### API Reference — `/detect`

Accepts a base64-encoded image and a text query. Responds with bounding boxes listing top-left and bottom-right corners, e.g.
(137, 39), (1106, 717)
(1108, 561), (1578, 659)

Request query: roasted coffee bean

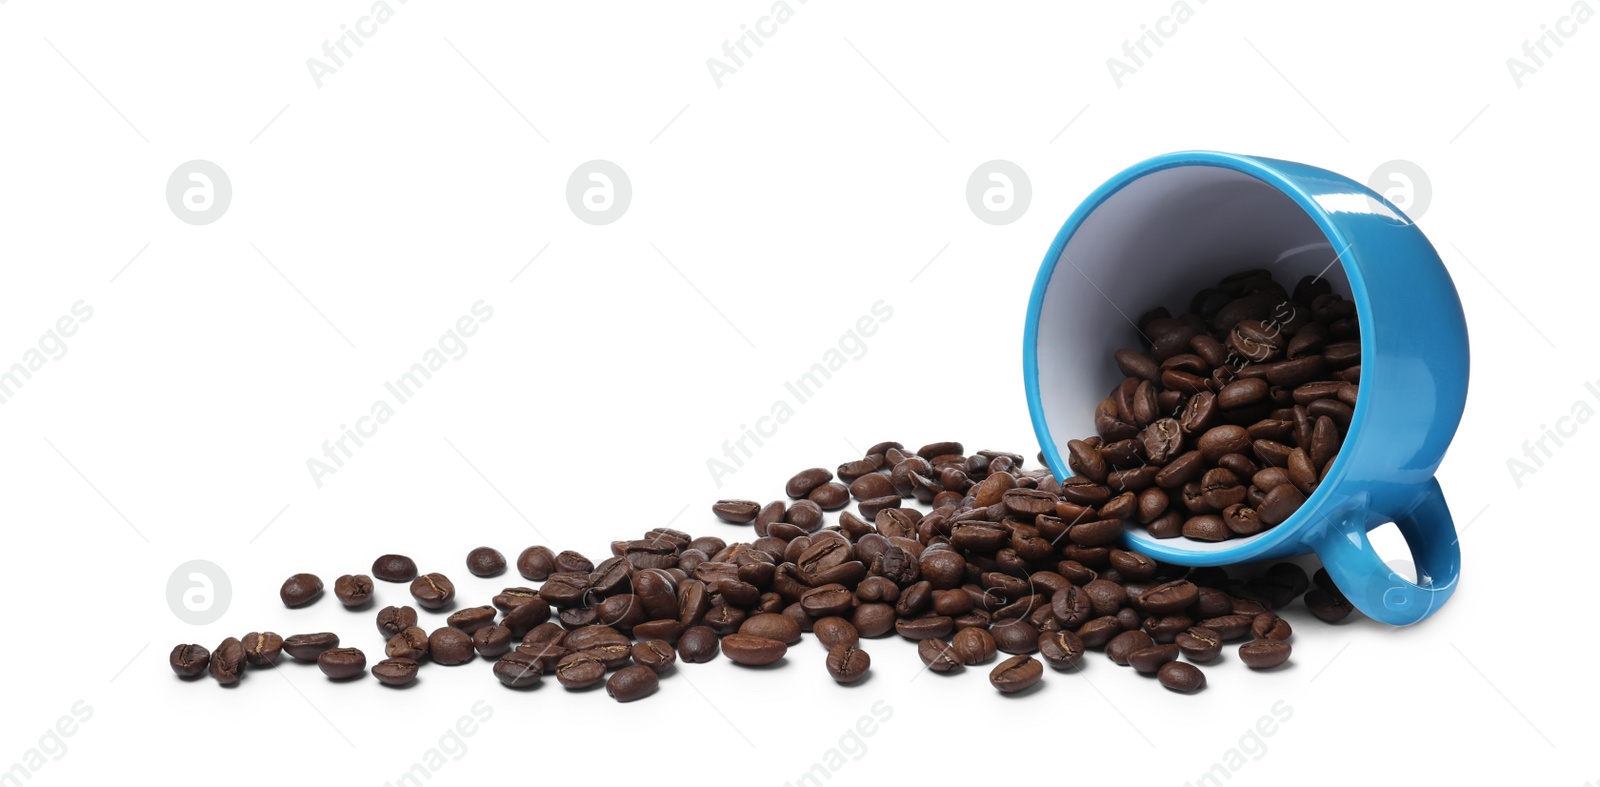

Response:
(493, 652), (544, 688)
(491, 588), (539, 615)
(1037, 630), (1084, 670)
(376, 605), (418, 637)
(472, 625), (513, 658)
(1176, 626), (1222, 662)
(1142, 615), (1192, 643)
(1139, 580), (1198, 615)
(554, 550), (594, 574)
(242, 632), (283, 667)
(606, 664), (660, 702)
(1259, 484), (1306, 526)
(1239, 639), (1292, 669)
(1305, 589), (1354, 622)
(786, 468), (834, 499)
(1199, 614), (1255, 641)
(317, 648), (366, 680)
(516, 546), (557, 581)
(895, 615), (954, 641)
(801, 585), (855, 618)
(1106, 631), (1154, 665)
(373, 554), (418, 583)
(1182, 515), (1229, 542)
(739, 613), (803, 645)
(279, 573), (323, 607)
(209, 637), (245, 686)
(409, 573), (456, 610)
(809, 482), (851, 511)
(372, 658), (419, 687)
(678, 626), (721, 663)
(502, 597), (553, 638)
(554, 652), (607, 689)
(386, 627), (429, 660)
(627, 640), (676, 674)
(466, 547), (507, 578)
(991, 619), (1040, 654)
(1076, 616), (1123, 649)
(989, 655), (1043, 693)
(1158, 661), (1206, 693)
(1197, 426), (1250, 461)
(721, 634), (787, 666)
(1218, 377), (1269, 409)
(428, 627), (475, 666)
(1252, 613), (1293, 641)
(786, 500), (825, 532)
(808, 617), (857, 651)
(1084, 579), (1127, 616)
(170, 644), (211, 678)
(1127, 643), (1180, 674)
(949, 627), (997, 665)
(712, 500), (762, 524)
(1115, 348), (1160, 381)
(283, 633), (339, 662)
(826, 646), (870, 683)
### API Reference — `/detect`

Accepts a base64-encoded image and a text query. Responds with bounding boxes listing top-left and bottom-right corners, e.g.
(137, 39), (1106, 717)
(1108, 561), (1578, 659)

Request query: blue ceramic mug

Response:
(1023, 151), (1468, 626)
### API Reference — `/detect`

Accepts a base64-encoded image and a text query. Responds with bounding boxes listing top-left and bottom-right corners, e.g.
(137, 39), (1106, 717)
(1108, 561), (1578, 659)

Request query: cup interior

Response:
(1032, 164), (1354, 554)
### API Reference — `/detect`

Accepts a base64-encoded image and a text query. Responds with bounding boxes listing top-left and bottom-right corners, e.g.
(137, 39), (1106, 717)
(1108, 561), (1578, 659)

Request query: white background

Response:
(2, 1), (1595, 785)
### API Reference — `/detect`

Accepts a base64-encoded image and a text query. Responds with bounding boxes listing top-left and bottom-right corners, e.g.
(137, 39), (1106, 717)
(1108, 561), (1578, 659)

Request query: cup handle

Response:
(1308, 478), (1461, 626)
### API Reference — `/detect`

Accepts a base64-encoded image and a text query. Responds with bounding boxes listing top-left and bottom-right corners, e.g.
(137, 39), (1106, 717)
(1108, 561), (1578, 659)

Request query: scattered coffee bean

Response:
(989, 655), (1043, 693)
(372, 658), (419, 687)
(1175, 626), (1222, 662)
(1239, 639), (1292, 669)
(210, 638), (245, 686)
(516, 546), (557, 581)
(1158, 661), (1206, 692)
(410, 573), (455, 610)
(333, 574), (374, 608)
(279, 573), (323, 607)
(466, 547), (506, 578)
(493, 652), (544, 688)
(282, 633), (339, 662)
(951, 628), (998, 665)
(679, 626), (721, 663)
(377, 605), (418, 637)
(722, 634), (787, 666)
(472, 625), (513, 658)
(826, 646), (870, 683)
(317, 648), (366, 680)
(429, 627), (475, 666)
(372, 554), (418, 582)
(607, 664), (660, 702)
(242, 632), (283, 666)
(1037, 630), (1084, 670)
(554, 652), (607, 689)
(386, 627), (429, 660)
(170, 644), (210, 678)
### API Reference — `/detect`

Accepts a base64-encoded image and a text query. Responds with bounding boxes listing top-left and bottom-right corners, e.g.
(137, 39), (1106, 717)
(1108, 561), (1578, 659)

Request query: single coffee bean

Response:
(989, 655), (1044, 693)
(1197, 425), (1250, 461)
(809, 482), (851, 511)
(917, 638), (962, 672)
(442, 605), (493, 635)
(210, 637), (245, 686)
(951, 627), (998, 665)
(564, 625), (629, 652)
(1158, 661), (1206, 693)
(372, 657), (419, 687)
(786, 468), (834, 498)
(1139, 580), (1199, 615)
(282, 632), (339, 661)
(472, 625), (513, 658)
(678, 626), (721, 663)
(516, 546), (557, 581)
(376, 605), (418, 637)
(1252, 613), (1293, 641)
(826, 646), (870, 683)
(1239, 639), (1292, 669)
(894, 615), (954, 641)
(491, 588), (539, 615)
(712, 499), (761, 524)
(813, 617), (860, 650)
(1127, 643), (1180, 674)
(317, 647), (366, 680)
(1258, 484), (1306, 526)
(372, 554), (418, 582)
(1037, 630), (1085, 670)
(493, 652), (544, 688)
(409, 573), (455, 610)
(333, 574), (374, 608)
(1198, 614), (1255, 641)
(1076, 616), (1123, 649)
(606, 664), (660, 702)
(279, 573), (323, 607)
(1176, 626), (1223, 662)
(554, 651), (607, 689)
(428, 627), (475, 666)
(386, 627), (429, 660)
(721, 633), (788, 666)
(466, 547), (507, 578)
(241, 631), (283, 666)
(630, 640), (677, 673)
(170, 644), (210, 678)
(554, 550), (594, 574)
(1183, 515), (1229, 542)
(1305, 588), (1354, 622)
(991, 619), (1040, 654)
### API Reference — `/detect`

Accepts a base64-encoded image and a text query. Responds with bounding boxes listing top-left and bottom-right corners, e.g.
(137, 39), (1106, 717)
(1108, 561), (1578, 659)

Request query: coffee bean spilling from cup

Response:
(1067, 269), (1359, 542)
(170, 436), (1360, 698)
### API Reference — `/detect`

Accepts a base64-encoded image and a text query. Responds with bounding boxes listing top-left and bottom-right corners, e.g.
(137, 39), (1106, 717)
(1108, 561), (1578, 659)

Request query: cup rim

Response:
(1023, 150), (1389, 564)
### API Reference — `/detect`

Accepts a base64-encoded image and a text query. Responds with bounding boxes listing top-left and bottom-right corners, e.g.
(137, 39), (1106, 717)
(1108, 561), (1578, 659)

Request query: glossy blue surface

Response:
(1023, 151), (1468, 626)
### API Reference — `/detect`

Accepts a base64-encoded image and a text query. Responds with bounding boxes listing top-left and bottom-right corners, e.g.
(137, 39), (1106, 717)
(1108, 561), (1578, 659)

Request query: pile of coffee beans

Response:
(170, 437), (1357, 699)
(1066, 269), (1361, 542)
